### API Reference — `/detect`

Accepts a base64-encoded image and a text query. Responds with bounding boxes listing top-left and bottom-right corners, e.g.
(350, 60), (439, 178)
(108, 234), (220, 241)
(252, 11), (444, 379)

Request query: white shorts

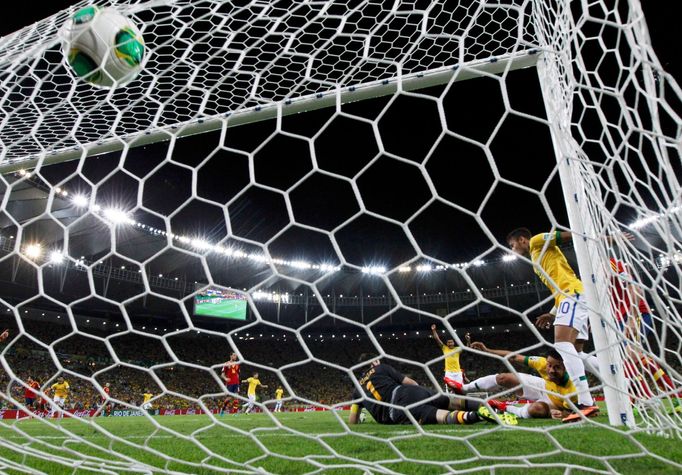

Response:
(445, 371), (463, 384)
(54, 396), (65, 407)
(248, 394), (256, 404)
(142, 402), (152, 410)
(555, 295), (590, 340)
(517, 373), (558, 409)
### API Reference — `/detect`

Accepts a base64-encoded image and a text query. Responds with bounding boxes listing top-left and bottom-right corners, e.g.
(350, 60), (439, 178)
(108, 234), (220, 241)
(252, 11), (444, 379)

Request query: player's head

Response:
(358, 353), (381, 368)
(57, 377), (64, 383)
(506, 227), (532, 256)
(105, 383), (110, 387)
(445, 338), (456, 349)
(545, 349), (566, 383)
(230, 352), (238, 361)
(253, 372), (259, 378)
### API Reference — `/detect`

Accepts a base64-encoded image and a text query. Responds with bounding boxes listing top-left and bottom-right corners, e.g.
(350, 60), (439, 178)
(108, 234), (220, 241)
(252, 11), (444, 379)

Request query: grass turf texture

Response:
(0, 407), (680, 474)
(193, 298), (247, 320)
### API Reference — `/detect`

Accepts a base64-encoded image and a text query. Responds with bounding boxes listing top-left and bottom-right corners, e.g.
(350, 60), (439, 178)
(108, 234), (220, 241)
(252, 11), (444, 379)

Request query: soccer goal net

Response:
(0, 0), (680, 473)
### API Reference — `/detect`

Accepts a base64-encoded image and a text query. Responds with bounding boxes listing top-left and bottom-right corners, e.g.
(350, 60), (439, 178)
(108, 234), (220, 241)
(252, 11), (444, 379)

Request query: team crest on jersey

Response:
(542, 233), (553, 241)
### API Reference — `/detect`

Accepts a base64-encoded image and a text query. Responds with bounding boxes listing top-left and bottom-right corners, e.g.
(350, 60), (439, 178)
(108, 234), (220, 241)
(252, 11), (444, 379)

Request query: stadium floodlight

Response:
(48, 251), (64, 264)
(24, 243), (42, 259)
(502, 254), (517, 262)
(102, 208), (134, 225)
(72, 194), (89, 207)
(190, 239), (211, 251)
(398, 266), (411, 272)
(416, 265), (432, 272)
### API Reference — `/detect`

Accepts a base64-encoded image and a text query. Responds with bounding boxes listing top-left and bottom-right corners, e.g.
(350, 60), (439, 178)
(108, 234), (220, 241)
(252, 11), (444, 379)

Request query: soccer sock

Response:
(445, 410), (479, 425)
(462, 375), (500, 393)
(555, 341), (594, 406)
(506, 404), (532, 419)
(579, 351), (601, 377)
(625, 360), (653, 398)
(642, 357), (682, 397)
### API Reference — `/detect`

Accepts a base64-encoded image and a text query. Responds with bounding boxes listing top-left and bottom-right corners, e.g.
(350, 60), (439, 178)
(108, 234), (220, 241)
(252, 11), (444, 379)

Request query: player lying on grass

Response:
(461, 341), (598, 422)
(348, 358), (517, 426)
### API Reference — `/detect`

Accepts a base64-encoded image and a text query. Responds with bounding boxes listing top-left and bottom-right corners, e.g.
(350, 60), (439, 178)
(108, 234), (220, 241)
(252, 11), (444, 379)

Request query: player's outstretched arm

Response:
(430, 324), (445, 347)
(470, 342), (525, 363)
(401, 376), (418, 386)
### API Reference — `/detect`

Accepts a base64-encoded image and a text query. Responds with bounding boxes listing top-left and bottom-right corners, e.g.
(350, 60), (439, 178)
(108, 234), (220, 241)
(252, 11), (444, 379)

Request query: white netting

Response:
(0, 0), (681, 473)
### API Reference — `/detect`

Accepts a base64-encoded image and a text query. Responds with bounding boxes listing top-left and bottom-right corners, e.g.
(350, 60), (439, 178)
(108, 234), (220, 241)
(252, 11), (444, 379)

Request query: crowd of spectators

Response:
(0, 317), (600, 412)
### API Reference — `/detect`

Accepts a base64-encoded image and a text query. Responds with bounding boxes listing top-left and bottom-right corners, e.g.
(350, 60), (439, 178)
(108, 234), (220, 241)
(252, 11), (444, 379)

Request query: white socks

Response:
(579, 351), (601, 378)
(506, 404), (531, 419)
(462, 374), (500, 393)
(555, 341), (594, 406)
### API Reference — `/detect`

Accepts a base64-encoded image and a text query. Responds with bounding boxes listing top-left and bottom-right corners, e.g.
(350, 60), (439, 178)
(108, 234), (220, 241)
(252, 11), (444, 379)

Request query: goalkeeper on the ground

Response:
(348, 358), (516, 427)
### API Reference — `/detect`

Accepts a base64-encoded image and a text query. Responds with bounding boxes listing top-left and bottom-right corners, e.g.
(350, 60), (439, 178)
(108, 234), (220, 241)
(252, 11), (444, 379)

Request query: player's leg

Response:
(245, 395), (255, 413)
(554, 297), (595, 407)
(502, 374), (547, 419)
(575, 339), (601, 377)
(444, 371), (464, 393)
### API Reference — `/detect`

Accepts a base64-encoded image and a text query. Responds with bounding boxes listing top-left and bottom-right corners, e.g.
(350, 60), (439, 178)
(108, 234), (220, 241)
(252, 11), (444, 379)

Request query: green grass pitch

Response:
(1, 408), (681, 474)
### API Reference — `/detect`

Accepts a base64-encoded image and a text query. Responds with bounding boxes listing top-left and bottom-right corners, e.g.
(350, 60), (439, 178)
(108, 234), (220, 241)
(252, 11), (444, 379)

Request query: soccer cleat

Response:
(488, 399), (508, 412)
(477, 406), (518, 425)
(444, 377), (463, 394)
(499, 412), (518, 426)
(477, 406), (497, 423)
(562, 405), (599, 423)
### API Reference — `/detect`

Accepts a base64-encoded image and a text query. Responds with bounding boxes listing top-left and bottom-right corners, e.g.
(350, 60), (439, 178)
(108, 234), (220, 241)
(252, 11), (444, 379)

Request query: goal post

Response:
(0, 0), (681, 473)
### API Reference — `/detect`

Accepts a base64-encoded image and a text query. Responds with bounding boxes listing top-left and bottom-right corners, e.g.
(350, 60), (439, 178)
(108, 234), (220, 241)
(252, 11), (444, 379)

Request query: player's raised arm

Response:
(0, 329), (9, 342)
(430, 324), (445, 347)
(470, 342), (525, 364)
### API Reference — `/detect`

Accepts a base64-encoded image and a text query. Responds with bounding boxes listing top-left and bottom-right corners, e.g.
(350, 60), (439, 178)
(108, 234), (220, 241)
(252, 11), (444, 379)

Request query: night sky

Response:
(0, 1), (678, 323)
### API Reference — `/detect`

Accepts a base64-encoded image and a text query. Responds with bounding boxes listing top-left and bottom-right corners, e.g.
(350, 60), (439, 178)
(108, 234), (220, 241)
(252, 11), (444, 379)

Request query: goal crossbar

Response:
(0, 49), (539, 174)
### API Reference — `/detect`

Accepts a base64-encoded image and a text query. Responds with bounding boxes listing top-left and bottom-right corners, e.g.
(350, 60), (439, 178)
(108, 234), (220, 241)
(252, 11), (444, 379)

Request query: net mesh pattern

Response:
(0, 0), (681, 473)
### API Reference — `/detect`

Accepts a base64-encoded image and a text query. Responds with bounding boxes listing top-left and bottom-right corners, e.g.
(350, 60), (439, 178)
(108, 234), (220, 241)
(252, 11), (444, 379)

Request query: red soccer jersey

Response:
(610, 258), (650, 319)
(222, 362), (240, 385)
(25, 381), (39, 399)
(610, 258), (630, 320)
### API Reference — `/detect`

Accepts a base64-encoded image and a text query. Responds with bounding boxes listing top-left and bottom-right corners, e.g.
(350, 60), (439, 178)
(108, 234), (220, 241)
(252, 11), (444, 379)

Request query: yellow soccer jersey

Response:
(246, 377), (261, 396)
(525, 356), (577, 410)
(51, 382), (69, 398)
(275, 388), (284, 400)
(442, 345), (461, 372)
(143, 393), (153, 403)
(529, 232), (584, 306)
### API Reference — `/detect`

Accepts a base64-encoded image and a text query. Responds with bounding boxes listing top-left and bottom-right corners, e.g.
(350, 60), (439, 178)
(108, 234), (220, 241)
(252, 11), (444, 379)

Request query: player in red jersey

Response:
(609, 257), (681, 412)
(220, 353), (241, 415)
(24, 377), (40, 409)
(101, 382), (112, 416)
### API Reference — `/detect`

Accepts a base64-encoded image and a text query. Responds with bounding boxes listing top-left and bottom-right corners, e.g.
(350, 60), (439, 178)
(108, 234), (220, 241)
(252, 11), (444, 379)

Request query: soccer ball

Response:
(60, 6), (145, 88)
(359, 410), (367, 423)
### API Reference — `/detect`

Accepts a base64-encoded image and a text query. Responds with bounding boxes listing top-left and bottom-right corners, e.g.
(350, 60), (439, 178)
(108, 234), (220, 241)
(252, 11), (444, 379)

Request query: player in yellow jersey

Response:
(242, 372), (267, 414)
(274, 386), (284, 412)
(48, 377), (70, 418)
(507, 228), (598, 421)
(463, 341), (588, 421)
(430, 324), (463, 392)
(141, 390), (154, 412)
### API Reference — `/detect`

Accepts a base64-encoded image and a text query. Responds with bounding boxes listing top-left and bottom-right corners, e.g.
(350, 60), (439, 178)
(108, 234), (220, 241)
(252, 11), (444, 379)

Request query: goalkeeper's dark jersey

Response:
(351, 364), (405, 423)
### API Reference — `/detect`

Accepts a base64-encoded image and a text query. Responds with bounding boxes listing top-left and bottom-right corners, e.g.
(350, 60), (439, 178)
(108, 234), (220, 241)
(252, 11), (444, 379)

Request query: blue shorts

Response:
(227, 384), (239, 394)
